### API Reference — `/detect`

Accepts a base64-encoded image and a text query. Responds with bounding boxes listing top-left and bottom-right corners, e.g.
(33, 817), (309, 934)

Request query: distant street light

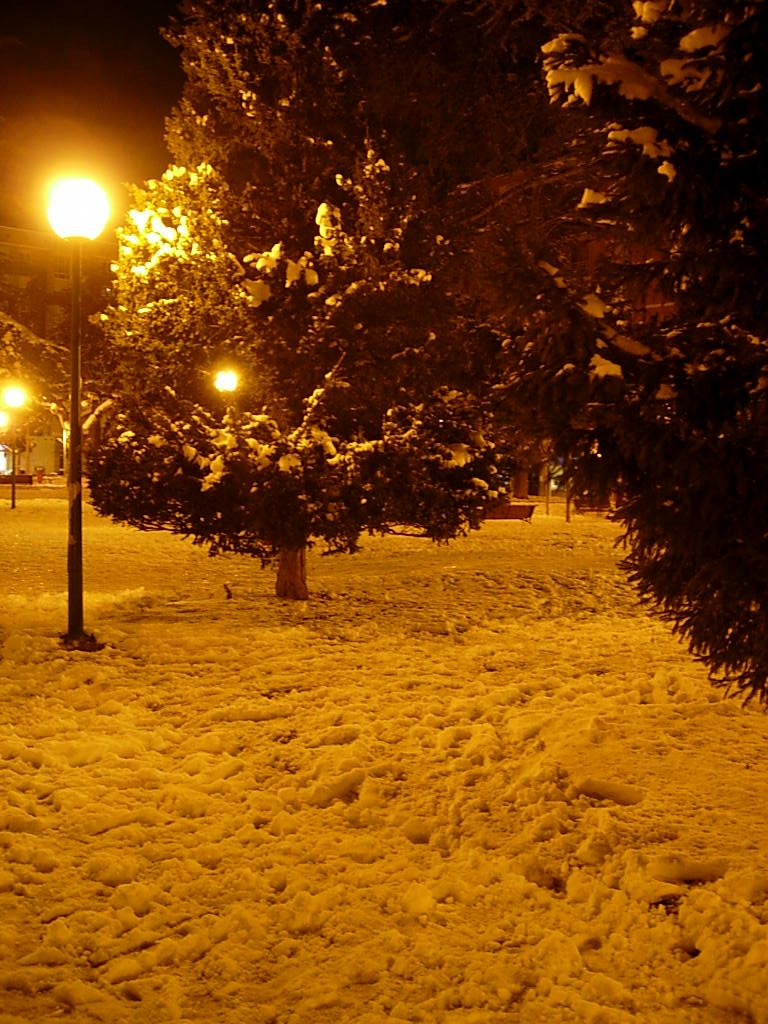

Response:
(214, 368), (239, 394)
(1, 384), (27, 510)
(213, 369), (240, 420)
(47, 177), (110, 648)
(2, 385), (27, 410)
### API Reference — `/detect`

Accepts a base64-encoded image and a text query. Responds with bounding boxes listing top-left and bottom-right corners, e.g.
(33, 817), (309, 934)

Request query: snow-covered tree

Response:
(89, 0), (534, 598)
(499, 0), (768, 702)
(1, 242), (116, 457)
(0, 310), (72, 442)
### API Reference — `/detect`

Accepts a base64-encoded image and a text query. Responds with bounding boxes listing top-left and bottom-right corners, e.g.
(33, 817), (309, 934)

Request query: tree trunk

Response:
(276, 547), (309, 600)
(512, 466), (529, 499)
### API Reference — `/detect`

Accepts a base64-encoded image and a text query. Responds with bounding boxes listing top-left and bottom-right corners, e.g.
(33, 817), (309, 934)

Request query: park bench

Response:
(484, 501), (536, 521)
(1, 473), (34, 485)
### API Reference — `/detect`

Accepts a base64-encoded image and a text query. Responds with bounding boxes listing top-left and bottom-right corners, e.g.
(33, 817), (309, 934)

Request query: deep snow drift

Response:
(1, 491), (767, 1024)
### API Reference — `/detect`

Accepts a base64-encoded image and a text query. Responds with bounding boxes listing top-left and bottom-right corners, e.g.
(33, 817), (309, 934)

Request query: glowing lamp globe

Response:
(2, 385), (27, 409)
(47, 178), (110, 240)
(214, 369), (239, 393)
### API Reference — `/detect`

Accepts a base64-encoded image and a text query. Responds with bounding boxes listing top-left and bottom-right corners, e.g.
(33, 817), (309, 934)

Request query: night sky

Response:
(0, 0), (184, 229)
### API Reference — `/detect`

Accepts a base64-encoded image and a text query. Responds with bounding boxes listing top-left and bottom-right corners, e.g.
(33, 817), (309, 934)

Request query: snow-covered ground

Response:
(1, 490), (767, 1024)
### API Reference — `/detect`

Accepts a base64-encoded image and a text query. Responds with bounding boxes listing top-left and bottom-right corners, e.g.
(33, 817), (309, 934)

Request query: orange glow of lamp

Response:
(1, 384), (28, 510)
(214, 369), (240, 393)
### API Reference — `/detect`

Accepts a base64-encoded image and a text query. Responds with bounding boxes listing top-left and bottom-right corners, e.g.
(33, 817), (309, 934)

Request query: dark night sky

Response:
(0, 0), (184, 230)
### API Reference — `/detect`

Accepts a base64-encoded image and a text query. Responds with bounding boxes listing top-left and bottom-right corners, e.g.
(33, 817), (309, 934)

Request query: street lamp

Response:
(213, 368), (240, 421)
(47, 177), (110, 648)
(2, 385), (27, 409)
(213, 368), (239, 394)
(1, 384), (27, 510)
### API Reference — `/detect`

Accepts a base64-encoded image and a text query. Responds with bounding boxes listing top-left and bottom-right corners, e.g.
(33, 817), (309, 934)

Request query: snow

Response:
(589, 353), (623, 379)
(633, 2), (665, 24)
(580, 295), (607, 319)
(679, 24), (730, 54)
(577, 190), (609, 208)
(607, 127), (671, 160)
(1, 490), (767, 1024)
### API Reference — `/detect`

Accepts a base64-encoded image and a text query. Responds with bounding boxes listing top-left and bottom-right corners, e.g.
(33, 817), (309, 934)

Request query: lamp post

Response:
(0, 409), (10, 507)
(47, 177), (110, 648)
(1, 385), (27, 510)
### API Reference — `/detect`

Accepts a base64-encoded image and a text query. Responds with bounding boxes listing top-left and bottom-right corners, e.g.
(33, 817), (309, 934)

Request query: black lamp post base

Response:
(60, 631), (105, 652)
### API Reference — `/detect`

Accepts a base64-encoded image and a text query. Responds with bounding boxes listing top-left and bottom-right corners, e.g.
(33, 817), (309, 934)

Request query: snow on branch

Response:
(0, 311), (67, 358)
(542, 40), (722, 135)
(82, 398), (115, 435)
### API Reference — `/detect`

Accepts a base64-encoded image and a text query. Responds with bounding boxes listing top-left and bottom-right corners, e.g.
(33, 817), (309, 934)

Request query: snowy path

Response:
(1, 497), (767, 1023)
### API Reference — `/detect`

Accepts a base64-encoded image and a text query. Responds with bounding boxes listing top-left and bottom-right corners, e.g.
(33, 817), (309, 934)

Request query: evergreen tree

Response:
(89, 0), (542, 597)
(499, 0), (768, 702)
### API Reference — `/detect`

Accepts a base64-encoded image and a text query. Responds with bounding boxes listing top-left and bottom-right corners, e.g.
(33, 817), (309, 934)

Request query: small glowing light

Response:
(47, 178), (110, 240)
(0, 411), (9, 429)
(214, 369), (239, 393)
(2, 385), (27, 409)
